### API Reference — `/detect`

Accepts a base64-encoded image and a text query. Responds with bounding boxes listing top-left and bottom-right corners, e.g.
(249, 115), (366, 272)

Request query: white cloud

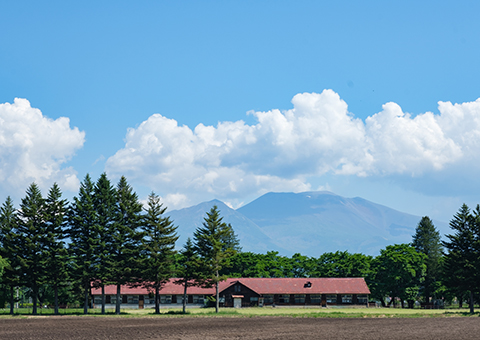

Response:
(0, 98), (85, 195)
(106, 90), (480, 208)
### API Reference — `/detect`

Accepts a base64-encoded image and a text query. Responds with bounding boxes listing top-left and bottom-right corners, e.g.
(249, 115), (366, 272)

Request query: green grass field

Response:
(1, 306), (478, 318)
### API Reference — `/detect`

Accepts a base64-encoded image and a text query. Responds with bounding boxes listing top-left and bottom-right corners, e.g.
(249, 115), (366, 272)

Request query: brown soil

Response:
(1, 316), (479, 340)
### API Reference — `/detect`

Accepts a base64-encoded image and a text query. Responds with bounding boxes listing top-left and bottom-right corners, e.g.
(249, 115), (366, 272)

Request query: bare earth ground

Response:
(1, 316), (479, 340)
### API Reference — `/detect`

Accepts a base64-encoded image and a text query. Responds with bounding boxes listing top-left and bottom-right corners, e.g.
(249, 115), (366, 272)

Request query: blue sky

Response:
(1, 1), (480, 227)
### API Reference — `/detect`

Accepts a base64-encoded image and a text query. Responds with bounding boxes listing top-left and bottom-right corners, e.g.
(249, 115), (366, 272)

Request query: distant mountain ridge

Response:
(167, 191), (448, 256)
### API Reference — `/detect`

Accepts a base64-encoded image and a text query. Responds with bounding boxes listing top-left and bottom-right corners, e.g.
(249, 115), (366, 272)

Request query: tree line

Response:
(1, 174), (480, 314)
(0, 174), (239, 315)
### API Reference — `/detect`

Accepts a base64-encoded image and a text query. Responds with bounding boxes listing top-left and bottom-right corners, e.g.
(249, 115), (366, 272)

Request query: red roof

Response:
(92, 280), (215, 295)
(92, 277), (369, 295)
(221, 278), (370, 295)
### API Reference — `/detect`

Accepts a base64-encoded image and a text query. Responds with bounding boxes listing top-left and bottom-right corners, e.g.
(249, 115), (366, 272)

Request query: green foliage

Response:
(92, 172), (117, 314)
(140, 192), (178, 314)
(313, 251), (373, 278)
(17, 183), (46, 315)
(193, 205), (239, 312)
(0, 196), (21, 314)
(68, 174), (99, 314)
(370, 244), (426, 308)
(442, 204), (479, 313)
(108, 176), (144, 314)
(0, 256), (7, 279)
(42, 183), (69, 314)
(174, 238), (202, 313)
(412, 216), (443, 303)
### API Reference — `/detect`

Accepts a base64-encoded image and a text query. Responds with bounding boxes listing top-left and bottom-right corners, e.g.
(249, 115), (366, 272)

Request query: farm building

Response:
(91, 277), (370, 309)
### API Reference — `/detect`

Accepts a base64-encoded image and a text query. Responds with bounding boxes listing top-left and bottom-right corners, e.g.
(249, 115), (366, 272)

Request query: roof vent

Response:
(304, 281), (312, 288)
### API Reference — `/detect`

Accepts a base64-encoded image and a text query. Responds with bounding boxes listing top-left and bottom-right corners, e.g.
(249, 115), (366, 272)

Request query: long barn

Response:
(91, 277), (370, 309)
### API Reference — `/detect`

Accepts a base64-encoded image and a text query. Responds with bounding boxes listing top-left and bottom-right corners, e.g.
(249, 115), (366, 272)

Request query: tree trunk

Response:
(83, 281), (89, 314)
(54, 284), (59, 315)
(469, 291), (474, 314)
(32, 282), (38, 315)
(215, 280), (219, 313)
(101, 284), (105, 314)
(183, 282), (187, 313)
(116, 284), (121, 315)
(401, 299), (405, 308)
(9, 285), (14, 315)
(458, 296), (463, 308)
(425, 285), (430, 304)
(155, 285), (160, 314)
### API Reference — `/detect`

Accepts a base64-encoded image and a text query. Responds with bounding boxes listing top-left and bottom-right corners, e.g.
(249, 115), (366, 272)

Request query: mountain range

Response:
(166, 191), (449, 256)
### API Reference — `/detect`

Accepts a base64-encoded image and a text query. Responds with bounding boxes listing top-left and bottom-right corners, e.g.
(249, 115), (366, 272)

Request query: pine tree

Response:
(174, 238), (202, 313)
(139, 192), (178, 314)
(93, 173), (116, 314)
(17, 183), (46, 315)
(193, 205), (239, 313)
(0, 196), (21, 315)
(43, 183), (69, 315)
(109, 176), (143, 315)
(68, 174), (99, 314)
(412, 216), (443, 304)
(443, 204), (477, 313)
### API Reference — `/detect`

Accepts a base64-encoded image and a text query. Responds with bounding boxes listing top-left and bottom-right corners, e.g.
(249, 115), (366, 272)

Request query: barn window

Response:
(326, 295), (337, 303)
(279, 294), (290, 303)
(110, 295), (118, 304)
(263, 295), (274, 304)
(193, 295), (204, 304)
(160, 295), (172, 304)
(357, 295), (368, 304)
(177, 295), (184, 304)
(127, 295), (139, 304)
(341, 295), (352, 303)
(144, 295), (154, 304)
(94, 296), (102, 305)
(234, 284), (241, 292)
(295, 294), (305, 303)
(310, 294), (322, 303)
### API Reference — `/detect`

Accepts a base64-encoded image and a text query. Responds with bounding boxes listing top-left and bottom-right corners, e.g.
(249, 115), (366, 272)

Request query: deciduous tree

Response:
(371, 244), (426, 308)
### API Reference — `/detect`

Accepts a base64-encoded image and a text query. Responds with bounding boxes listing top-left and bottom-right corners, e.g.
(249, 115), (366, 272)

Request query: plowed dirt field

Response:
(1, 316), (479, 340)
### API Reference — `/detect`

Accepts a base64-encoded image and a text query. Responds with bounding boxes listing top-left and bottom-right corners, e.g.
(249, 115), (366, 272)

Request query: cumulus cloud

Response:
(0, 98), (85, 195)
(106, 90), (480, 208)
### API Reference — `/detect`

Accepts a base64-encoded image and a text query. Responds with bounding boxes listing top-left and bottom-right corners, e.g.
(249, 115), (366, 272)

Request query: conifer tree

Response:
(93, 173), (116, 314)
(43, 183), (69, 315)
(174, 238), (201, 313)
(0, 196), (22, 315)
(443, 204), (477, 313)
(17, 183), (45, 315)
(193, 205), (239, 313)
(140, 192), (178, 314)
(412, 216), (443, 304)
(109, 176), (143, 315)
(68, 174), (99, 314)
